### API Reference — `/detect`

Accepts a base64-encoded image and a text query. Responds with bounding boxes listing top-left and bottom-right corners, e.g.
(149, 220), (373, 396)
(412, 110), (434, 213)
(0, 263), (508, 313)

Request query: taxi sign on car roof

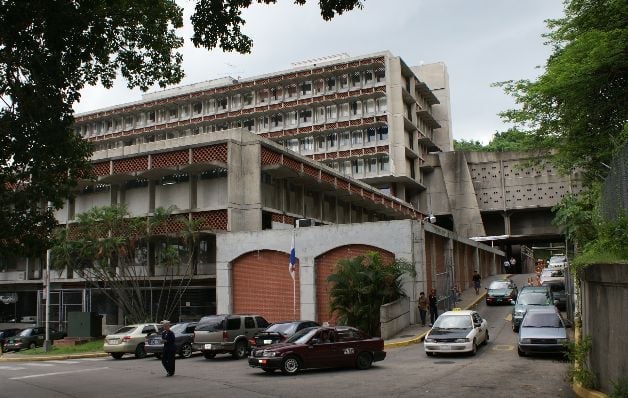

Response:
(451, 308), (462, 311)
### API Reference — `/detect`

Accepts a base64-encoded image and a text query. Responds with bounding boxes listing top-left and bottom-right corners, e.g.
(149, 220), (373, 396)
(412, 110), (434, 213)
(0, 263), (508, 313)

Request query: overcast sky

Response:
(74, 0), (565, 144)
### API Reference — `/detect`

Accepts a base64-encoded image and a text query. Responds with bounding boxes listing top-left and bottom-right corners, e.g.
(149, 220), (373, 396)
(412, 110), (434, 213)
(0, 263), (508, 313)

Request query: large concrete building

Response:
(0, 51), (579, 332)
(73, 51), (452, 209)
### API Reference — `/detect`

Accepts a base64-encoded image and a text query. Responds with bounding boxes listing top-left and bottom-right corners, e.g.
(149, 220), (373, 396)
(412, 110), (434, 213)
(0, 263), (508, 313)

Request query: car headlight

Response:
(519, 338), (531, 344)
(454, 338), (469, 343)
(424, 338), (435, 343)
(262, 350), (278, 357)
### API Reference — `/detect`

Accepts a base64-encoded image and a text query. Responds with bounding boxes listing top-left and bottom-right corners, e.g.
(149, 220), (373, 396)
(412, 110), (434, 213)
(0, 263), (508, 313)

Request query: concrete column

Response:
(109, 184), (119, 206)
(148, 180), (156, 213)
(502, 212), (511, 235)
(66, 197), (75, 222)
(189, 174), (198, 210)
(216, 260), (233, 314)
(299, 255), (316, 321)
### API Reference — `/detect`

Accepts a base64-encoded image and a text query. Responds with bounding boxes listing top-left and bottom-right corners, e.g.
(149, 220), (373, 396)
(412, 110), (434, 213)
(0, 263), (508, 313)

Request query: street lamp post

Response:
(43, 202), (52, 352)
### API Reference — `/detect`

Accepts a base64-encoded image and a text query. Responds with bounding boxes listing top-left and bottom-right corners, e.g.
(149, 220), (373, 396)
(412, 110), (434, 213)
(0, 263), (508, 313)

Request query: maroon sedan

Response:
(248, 326), (386, 375)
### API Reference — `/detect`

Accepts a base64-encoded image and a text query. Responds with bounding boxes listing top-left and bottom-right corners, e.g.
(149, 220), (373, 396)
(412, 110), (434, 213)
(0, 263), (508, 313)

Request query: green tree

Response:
(454, 128), (534, 152)
(494, 0), (628, 184)
(326, 252), (413, 336)
(453, 139), (486, 151)
(51, 204), (202, 323)
(0, 0), (363, 258)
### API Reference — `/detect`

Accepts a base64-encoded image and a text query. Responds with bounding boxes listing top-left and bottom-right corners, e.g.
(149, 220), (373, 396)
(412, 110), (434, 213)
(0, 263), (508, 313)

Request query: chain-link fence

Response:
(601, 144), (628, 220)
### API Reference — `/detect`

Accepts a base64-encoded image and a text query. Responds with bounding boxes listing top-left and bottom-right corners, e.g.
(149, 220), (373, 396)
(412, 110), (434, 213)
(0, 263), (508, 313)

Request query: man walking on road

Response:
(161, 320), (176, 377)
(428, 289), (438, 326)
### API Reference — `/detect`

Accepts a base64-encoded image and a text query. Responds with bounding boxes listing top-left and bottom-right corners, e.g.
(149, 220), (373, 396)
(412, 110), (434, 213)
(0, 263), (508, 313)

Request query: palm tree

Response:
(327, 252), (413, 336)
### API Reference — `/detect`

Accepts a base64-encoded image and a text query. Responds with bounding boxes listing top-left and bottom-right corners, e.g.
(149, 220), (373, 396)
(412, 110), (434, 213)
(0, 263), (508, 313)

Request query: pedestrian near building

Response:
(472, 270), (482, 295)
(503, 259), (511, 273)
(509, 256), (517, 273)
(418, 292), (428, 326)
(161, 320), (176, 377)
(428, 289), (438, 326)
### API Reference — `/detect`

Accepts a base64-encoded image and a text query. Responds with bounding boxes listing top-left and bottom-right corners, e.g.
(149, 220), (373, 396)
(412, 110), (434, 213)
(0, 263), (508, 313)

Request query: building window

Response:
(351, 71), (361, 88)
(243, 118), (255, 131)
(379, 155), (390, 171)
(365, 99), (375, 114)
(376, 97), (387, 113)
(377, 126), (388, 142)
(366, 128), (376, 143)
(148, 111), (156, 123)
(316, 135), (326, 150)
(300, 136), (314, 151)
(326, 77), (336, 91)
(367, 158), (377, 174)
(193, 102), (202, 114)
(327, 132), (337, 148)
(300, 109), (313, 123)
(300, 81), (312, 95)
(340, 103), (350, 117)
(287, 138), (299, 152)
(351, 130), (363, 145)
(271, 114), (283, 127)
(340, 131), (350, 147)
(231, 94), (241, 109)
(287, 111), (298, 126)
(339, 74), (348, 90)
(350, 101), (360, 116)
(364, 70), (373, 85)
(375, 67), (386, 83)
(351, 159), (364, 175)
(287, 84), (297, 98)
(326, 105), (337, 119)
(217, 97), (228, 110)
(169, 108), (178, 119)
(270, 87), (282, 101)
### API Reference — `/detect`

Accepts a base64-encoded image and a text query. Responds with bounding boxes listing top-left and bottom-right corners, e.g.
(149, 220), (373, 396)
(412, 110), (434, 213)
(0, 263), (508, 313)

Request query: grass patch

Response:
(17, 339), (105, 356)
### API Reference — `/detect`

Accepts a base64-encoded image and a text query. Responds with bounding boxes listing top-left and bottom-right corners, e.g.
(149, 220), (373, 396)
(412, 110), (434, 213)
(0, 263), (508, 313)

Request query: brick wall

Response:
(232, 250), (300, 322)
(315, 245), (394, 325)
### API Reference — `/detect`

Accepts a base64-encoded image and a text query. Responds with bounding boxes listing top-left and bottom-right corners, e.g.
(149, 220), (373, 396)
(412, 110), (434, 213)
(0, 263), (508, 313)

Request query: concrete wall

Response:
(380, 296), (410, 339)
(581, 263), (628, 394)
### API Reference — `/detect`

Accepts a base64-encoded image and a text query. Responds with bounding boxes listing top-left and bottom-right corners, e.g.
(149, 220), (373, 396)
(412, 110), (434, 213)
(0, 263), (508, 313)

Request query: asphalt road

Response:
(0, 274), (574, 398)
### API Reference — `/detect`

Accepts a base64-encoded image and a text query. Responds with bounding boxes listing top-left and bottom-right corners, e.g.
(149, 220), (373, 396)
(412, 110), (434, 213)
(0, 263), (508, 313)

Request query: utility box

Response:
(67, 312), (103, 338)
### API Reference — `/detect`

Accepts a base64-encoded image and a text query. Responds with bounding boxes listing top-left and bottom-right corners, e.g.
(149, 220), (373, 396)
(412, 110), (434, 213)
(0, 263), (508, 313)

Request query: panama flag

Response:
(289, 233), (296, 279)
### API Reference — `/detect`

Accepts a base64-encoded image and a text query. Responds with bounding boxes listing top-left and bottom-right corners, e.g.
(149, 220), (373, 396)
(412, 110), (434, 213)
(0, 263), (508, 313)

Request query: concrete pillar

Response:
(502, 212), (511, 235)
(299, 255), (316, 321)
(110, 184), (119, 206)
(189, 174), (198, 210)
(148, 180), (156, 212)
(216, 260), (232, 314)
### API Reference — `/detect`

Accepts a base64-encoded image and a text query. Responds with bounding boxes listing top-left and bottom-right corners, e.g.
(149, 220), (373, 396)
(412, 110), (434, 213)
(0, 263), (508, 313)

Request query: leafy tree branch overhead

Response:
(0, 0), (364, 257)
(494, 0), (628, 184)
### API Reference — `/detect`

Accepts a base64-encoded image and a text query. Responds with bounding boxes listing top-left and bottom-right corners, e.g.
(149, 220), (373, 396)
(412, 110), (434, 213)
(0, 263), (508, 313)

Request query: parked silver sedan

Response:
(517, 307), (568, 357)
(104, 323), (161, 359)
(145, 322), (197, 359)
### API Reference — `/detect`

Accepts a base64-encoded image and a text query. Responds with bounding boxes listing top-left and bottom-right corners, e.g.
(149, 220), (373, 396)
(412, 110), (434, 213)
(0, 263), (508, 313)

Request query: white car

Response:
(539, 268), (564, 285)
(424, 309), (489, 356)
(548, 255), (567, 269)
(104, 323), (161, 359)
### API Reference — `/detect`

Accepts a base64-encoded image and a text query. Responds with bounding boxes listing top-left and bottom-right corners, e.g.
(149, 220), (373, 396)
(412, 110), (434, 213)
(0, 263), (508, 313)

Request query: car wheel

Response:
(425, 351), (434, 357)
(517, 347), (526, 357)
(355, 352), (373, 370)
(482, 331), (489, 346)
(179, 343), (193, 359)
(470, 339), (477, 356)
(134, 343), (146, 359)
(28, 342), (37, 349)
(232, 340), (247, 359)
(281, 355), (301, 375)
(203, 351), (216, 360)
(111, 352), (124, 359)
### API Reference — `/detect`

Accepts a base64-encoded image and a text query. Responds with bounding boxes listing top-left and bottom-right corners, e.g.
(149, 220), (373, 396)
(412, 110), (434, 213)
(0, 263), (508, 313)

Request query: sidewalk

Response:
(383, 273), (511, 349)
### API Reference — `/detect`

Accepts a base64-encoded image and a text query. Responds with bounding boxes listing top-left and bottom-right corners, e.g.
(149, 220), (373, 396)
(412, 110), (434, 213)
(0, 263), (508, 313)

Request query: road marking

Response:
(10, 367), (109, 380)
(0, 366), (26, 371)
(493, 345), (515, 351)
(504, 314), (512, 321)
(23, 363), (53, 367)
(45, 360), (80, 364)
(76, 358), (107, 361)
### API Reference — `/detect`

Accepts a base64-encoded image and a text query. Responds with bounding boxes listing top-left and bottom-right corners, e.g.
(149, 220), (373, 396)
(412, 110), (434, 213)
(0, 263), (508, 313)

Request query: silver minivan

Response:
(192, 314), (269, 359)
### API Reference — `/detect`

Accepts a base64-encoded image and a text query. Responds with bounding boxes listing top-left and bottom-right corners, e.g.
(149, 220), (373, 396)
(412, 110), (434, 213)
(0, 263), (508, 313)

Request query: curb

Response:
(384, 291), (488, 349)
(572, 382), (608, 398)
(0, 352), (108, 362)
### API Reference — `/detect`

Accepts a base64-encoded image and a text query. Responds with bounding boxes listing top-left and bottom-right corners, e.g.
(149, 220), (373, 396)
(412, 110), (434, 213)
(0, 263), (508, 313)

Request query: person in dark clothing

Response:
(418, 292), (428, 327)
(161, 320), (176, 377)
(472, 270), (482, 295)
(428, 289), (438, 325)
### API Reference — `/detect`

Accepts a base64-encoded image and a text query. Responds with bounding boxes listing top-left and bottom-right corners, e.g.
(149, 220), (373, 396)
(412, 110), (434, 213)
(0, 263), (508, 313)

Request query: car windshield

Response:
(432, 315), (472, 329)
(113, 326), (136, 334)
(170, 323), (187, 333)
(285, 327), (318, 344)
(488, 281), (510, 290)
(196, 316), (225, 332)
(518, 293), (550, 305)
(18, 328), (32, 336)
(265, 323), (298, 335)
(522, 313), (562, 328)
